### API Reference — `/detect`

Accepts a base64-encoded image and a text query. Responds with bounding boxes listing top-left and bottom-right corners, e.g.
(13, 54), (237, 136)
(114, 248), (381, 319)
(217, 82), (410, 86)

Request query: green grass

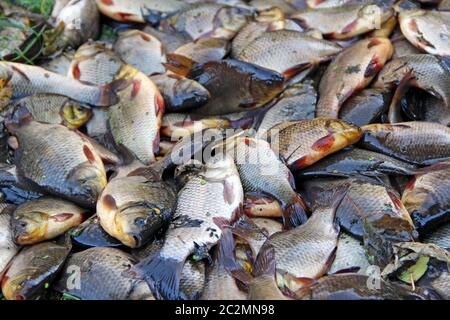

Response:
(4, 0), (55, 17)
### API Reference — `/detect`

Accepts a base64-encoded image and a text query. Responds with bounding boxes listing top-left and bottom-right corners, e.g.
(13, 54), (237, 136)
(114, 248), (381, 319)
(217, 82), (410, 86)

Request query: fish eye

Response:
(134, 217), (146, 227)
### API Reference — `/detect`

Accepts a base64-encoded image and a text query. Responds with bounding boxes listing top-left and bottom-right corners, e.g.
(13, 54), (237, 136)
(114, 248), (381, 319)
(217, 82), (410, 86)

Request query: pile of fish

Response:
(0, 0), (449, 300)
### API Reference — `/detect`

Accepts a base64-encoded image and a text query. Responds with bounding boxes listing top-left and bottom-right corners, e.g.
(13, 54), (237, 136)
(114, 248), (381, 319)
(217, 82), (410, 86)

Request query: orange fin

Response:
(164, 54), (196, 77)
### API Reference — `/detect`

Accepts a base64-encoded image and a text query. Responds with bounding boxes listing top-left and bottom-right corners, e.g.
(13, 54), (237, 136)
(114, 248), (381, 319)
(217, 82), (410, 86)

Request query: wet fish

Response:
(298, 147), (418, 178)
(423, 222), (450, 249)
(291, 4), (393, 39)
(200, 229), (247, 300)
(173, 38), (230, 64)
(168, 58), (284, 115)
(256, 82), (317, 137)
(161, 113), (231, 139)
(259, 189), (345, 291)
(402, 162), (450, 234)
(295, 273), (437, 300)
(328, 232), (370, 274)
(69, 214), (123, 248)
(44, 0), (100, 54)
(0, 203), (19, 276)
(160, 3), (251, 41)
(0, 62), (121, 107)
(1, 238), (71, 300)
(316, 38), (393, 118)
(225, 137), (308, 228)
(237, 30), (342, 78)
(108, 65), (165, 164)
(55, 247), (154, 300)
(267, 118), (362, 170)
(95, 0), (188, 24)
(132, 239), (206, 300)
(5, 116), (107, 208)
(129, 155), (243, 300)
(150, 74), (210, 113)
(339, 89), (390, 127)
(97, 164), (177, 248)
(399, 10), (450, 57)
(360, 122), (450, 165)
(114, 30), (166, 76)
(11, 197), (86, 245)
(7, 94), (92, 129)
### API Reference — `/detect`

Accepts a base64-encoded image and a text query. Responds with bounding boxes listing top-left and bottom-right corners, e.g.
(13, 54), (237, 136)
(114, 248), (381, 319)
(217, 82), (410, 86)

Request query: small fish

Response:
(167, 58), (285, 115)
(402, 162), (450, 234)
(97, 164), (177, 248)
(267, 118), (362, 170)
(0, 62), (121, 107)
(11, 197), (86, 245)
(0, 203), (19, 276)
(128, 155), (243, 300)
(7, 94), (92, 129)
(114, 30), (166, 76)
(360, 122), (450, 165)
(54, 247), (154, 300)
(151, 74), (210, 113)
(237, 30), (342, 78)
(316, 37), (393, 118)
(291, 4), (393, 39)
(1, 238), (71, 300)
(399, 10), (450, 57)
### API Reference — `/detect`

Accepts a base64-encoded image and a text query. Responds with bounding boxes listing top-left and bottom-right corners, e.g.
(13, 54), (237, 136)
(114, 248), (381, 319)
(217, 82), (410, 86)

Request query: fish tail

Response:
(283, 194), (308, 229)
(4, 104), (33, 133)
(164, 54), (196, 77)
(97, 79), (129, 107)
(127, 253), (186, 300)
(387, 70), (416, 123)
(253, 243), (277, 278)
(217, 228), (239, 271)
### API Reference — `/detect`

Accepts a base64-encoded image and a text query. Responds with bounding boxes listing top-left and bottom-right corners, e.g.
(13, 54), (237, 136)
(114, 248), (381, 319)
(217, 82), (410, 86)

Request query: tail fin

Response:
(387, 70), (416, 124)
(164, 54), (196, 77)
(283, 194), (308, 230)
(216, 228), (239, 271)
(97, 79), (129, 107)
(5, 105), (33, 133)
(127, 254), (186, 300)
(253, 244), (277, 278)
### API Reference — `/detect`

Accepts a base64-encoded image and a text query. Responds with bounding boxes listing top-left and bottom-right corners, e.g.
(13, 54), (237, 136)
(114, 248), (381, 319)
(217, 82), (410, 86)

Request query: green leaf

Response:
(61, 293), (81, 301)
(398, 255), (430, 284)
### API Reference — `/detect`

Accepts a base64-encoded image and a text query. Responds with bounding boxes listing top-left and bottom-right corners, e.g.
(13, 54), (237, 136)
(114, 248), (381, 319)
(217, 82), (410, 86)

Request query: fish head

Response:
(357, 4), (393, 31)
(68, 162), (107, 207)
(11, 210), (48, 244)
(1, 272), (31, 300)
(256, 7), (285, 23)
(361, 123), (392, 143)
(323, 119), (363, 147)
(115, 203), (170, 248)
(248, 69), (285, 107)
(61, 100), (92, 129)
(215, 6), (253, 36)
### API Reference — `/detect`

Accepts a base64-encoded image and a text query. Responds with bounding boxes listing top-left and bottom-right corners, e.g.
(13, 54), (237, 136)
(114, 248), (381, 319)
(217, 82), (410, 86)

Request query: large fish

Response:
(5, 116), (107, 208)
(291, 4), (393, 39)
(108, 65), (165, 164)
(114, 30), (166, 76)
(11, 197), (86, 245)
(7, 94), (92, 129)
(316, 38), (393, 118)
(237, 30), (342, 78)
(167, 59), (284, 115)
(44, 0), (100, 54)
(402, 162), (450, 234)
(360, 122), (450, 165)
(97, 164), (177, 248)
(0, 203), (19, 276)
(399, 10), (450, 57)
(129, 155), (243, 300)
(1, 238), (71, 300)
(0, 62), (121, 107)
(267, 118), (362, 170)
(54, 247), (154, 300)
(225, 137), (308, 228)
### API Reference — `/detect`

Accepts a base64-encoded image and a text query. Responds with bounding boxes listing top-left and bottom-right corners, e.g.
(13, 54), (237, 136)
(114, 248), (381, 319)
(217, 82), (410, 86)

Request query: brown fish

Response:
(399, 10), (450, 57)
(11, 197), (86, 245)
(360, 122), (450, 165)
(291, 4), (393, 39)
(316, 37), (393, 118)
(237, 30), (342, 78)
(267, 118), (362, 170)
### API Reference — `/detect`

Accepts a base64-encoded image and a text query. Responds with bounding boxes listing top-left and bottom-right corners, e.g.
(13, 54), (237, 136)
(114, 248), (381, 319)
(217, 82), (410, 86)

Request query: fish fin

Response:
(231, 269), (253, 286)
(77, 132), (120, 165)
(50, 213), (74, 222)
(330, 267), (360, 274)
(164, 54), (196, 77)
(216, 228), (240, 271)
(291, 277), (316, 287)
(282, 63), (311, 79)
(410, 162), (450, 175)
(387, 70), (416, 123)
(231, 216), (267, 256)
(324, 246), (338, 273)
(341, 19), (359, 35)
(253, 243), (276, 277)
(141, 7), (164, 26)
(97, 79), (129, 107)
(364, 54), (383, 78)
(283, 194), (308, 230)
(127, 166), (161, 181)
(127, 253), (186, 300)
(5, 105), (33, 133)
